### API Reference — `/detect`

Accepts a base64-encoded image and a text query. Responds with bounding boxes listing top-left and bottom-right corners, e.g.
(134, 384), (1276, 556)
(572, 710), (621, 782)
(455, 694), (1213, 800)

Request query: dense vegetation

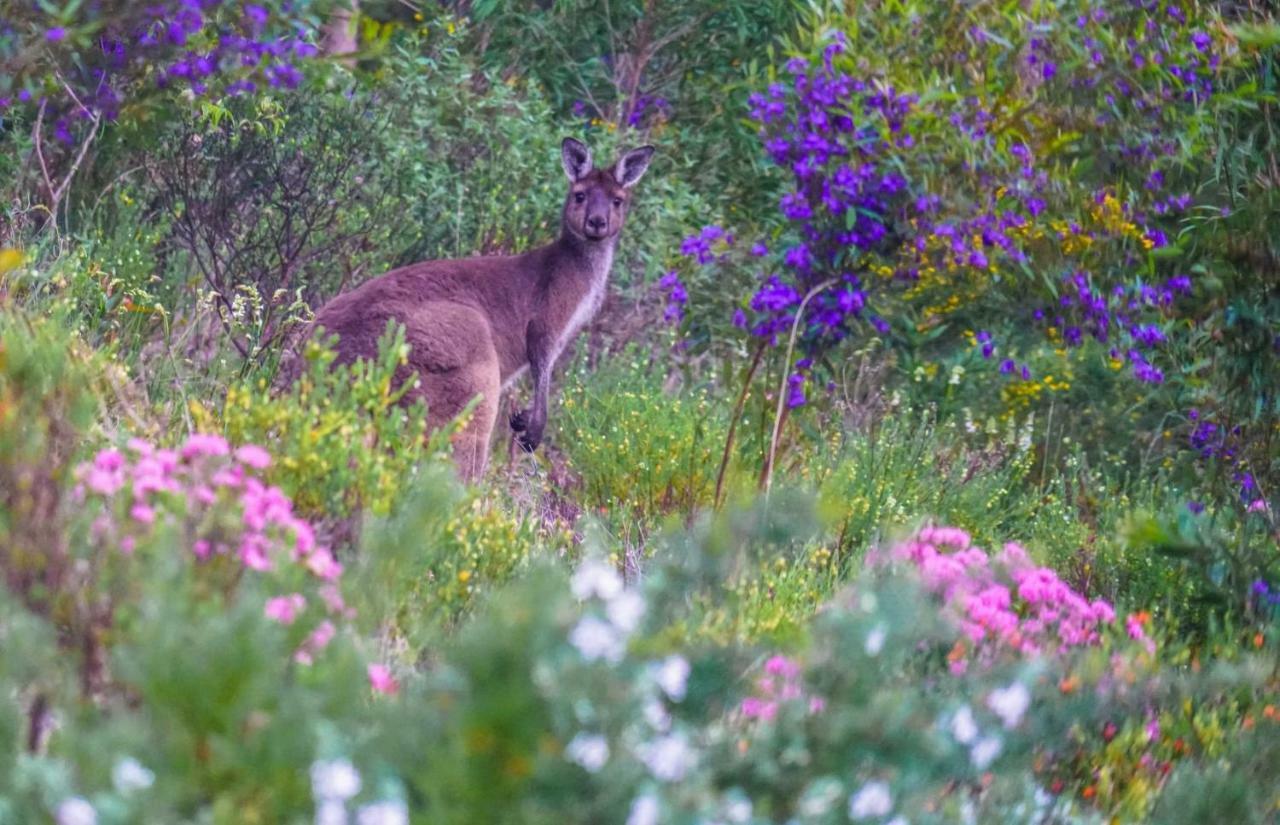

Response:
(1, 1), (1278, 822)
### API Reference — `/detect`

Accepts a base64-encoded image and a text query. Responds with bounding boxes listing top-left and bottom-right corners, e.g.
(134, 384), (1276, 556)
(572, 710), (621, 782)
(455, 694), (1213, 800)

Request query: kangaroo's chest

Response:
(550, 257), (610, 364)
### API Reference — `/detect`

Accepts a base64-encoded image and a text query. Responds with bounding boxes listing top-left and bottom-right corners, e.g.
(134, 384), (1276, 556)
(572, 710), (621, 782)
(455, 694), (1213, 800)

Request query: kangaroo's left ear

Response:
(614, 145), (656, 188)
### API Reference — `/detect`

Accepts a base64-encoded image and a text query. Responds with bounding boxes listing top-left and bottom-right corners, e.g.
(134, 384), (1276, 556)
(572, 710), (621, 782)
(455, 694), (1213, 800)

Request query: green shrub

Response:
(192, 324), (441, 522)
(553, 354), (727, 525)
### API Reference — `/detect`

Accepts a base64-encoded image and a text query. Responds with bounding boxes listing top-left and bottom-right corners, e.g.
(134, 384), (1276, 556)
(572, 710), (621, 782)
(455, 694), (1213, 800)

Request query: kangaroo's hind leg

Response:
(402, 303), (502, 483)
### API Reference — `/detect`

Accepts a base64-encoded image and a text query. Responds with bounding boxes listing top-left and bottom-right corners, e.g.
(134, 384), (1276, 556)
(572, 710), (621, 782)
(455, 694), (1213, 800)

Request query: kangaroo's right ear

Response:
(561, 137), (593, 182)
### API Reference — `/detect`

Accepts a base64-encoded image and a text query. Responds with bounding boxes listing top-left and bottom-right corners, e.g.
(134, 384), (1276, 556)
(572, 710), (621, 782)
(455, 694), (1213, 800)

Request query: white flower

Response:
(626, 794), (661, 825)
(112, 756), (155, 793)
(848, 780), (893, 819)
(986, 682), (1031, 729)
(864, 624), (887, 656)
(949, 705), (978, 745)
(356, 800), (409, 825)
(606, 590), (647, 634)
(565, 733), (610, 773)
(642, 697), (672, 732)
(970, 734), (1003, 769)
(723, 794), (753, 823)
(653, 655), (691, 701)
(55, 798), (97, 825)
(316, 799), (348, 825)
(638, 733), (696, 782)
(571, 558), (623, 601)
(886, 817), (910, 825)
(311, 759), (362, 802)
(569, 616), (626, 663)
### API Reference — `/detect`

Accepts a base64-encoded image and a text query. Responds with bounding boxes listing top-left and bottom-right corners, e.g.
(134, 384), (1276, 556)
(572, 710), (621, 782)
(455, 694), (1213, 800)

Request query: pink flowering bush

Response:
(75, 433), (352, 665)
(873, 525), (1155, 672)
(739, 654), (825, 721)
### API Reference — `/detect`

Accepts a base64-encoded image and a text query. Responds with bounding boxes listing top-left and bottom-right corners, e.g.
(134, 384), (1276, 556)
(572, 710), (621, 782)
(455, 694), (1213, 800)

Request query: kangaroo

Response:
(299, 137), (655, 481)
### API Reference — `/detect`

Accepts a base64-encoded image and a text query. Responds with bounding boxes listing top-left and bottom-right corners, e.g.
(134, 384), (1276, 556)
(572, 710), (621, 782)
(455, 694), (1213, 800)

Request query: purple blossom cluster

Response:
(1033, 267), (1195, 384)
(657, 271), (688, 324)
(1, 2), (323, 144)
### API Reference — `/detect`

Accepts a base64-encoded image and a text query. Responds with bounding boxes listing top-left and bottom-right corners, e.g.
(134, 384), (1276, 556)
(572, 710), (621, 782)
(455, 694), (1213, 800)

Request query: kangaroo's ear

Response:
(614, 145), (656, 188)
(561, 137), (593, 182)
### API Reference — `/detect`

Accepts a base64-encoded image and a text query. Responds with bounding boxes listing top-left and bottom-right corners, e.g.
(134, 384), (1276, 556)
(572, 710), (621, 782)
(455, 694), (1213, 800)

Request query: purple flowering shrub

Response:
(660, 0), (1278, 521)
(670, 0), (1232, 407)
(0, 1), (325, 136)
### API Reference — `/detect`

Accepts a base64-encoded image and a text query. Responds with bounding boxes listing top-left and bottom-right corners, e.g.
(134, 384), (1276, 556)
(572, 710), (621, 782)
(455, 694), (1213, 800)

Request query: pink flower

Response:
(126, 437), (154, 455)
(193, 539), (212, 560)
(182, 433), (230, 460)
(265, 593), (306, 625)
(368, 663), (399, 695)
(239, 535), (274, 571)
(85, 467), (123, 495)
(764, 655), (800, 678)
(1247, 499), (1269, 514)
(740, 697), (777, 720)
(310, 620), (335, 649)
(234, 444), (272, 469)
(306, 547), (343, 580)
(130, 502), (156, 524)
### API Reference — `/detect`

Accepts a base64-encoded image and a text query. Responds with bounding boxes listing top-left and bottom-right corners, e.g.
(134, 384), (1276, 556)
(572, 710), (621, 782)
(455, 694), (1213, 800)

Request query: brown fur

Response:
(297, 138), (655, 481)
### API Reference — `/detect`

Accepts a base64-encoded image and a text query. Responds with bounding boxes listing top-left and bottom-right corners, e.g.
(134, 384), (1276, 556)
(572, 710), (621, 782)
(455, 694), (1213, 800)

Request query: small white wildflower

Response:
(571, 558), (623, 601)
(864, 624), (887, 656)
(986, 682), (1031, 729)
(653, 655), (691, 701)
(569, 616), (626, 663)
(642, 697), (672, 732)
(638, 733), (696, 782)
(112, 756), (155, 793)
(798, 778), (844, 816)
(315, 799), (348, 825)
(626, 793), (661, 825)
(970, 734), (1003, 769)
(848, 780), (893, 819)
(886, 817), (910, 825)
(606, 589), (646, 634)
(949, 705), (978, 745)
(55, 797), (97, 825)
(355, 800), (409, 825)
(311, 759), (362, 802)
(723, 794), (753, 823)
(565, 733), (610, 773)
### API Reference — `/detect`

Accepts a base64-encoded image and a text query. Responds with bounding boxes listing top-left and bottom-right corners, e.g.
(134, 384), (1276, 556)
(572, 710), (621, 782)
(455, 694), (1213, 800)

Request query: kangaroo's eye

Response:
(612, 198), (623, 207)
(574, 192), (586, 203)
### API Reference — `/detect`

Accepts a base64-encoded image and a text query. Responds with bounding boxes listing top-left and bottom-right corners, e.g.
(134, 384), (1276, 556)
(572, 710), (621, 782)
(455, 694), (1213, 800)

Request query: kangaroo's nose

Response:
(587, 215), (606, 231)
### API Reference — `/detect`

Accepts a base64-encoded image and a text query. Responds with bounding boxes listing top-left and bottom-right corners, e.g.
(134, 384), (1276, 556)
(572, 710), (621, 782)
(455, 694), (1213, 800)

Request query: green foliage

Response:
(193, 324), (438, 521)
(554, 354), (726, 524)
(0, 310), (101, 618)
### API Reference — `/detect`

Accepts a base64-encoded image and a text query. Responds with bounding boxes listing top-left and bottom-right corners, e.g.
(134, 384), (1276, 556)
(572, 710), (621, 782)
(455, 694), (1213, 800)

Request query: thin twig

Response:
(713, 341), (766, 510)
(762, 279), (835, 497)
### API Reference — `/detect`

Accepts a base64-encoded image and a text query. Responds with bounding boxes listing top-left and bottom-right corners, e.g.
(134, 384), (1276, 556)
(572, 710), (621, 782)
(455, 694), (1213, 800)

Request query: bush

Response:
(192, 323), (439, 523)
(553, 354), (726, 525)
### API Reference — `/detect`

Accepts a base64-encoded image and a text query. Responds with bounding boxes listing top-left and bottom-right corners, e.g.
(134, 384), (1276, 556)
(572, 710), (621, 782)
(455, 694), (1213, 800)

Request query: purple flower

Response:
(46, 27), (68, 42)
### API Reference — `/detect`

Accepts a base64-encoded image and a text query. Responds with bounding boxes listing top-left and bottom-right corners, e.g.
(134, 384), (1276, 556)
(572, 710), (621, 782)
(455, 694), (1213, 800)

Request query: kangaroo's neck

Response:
(552, 231), (616, 286)
(532, 232), (617, 367)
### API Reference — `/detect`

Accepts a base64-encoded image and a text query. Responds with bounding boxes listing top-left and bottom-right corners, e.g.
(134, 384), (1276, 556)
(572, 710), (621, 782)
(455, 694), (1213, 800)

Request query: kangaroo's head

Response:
(560, 137), (655, 243)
